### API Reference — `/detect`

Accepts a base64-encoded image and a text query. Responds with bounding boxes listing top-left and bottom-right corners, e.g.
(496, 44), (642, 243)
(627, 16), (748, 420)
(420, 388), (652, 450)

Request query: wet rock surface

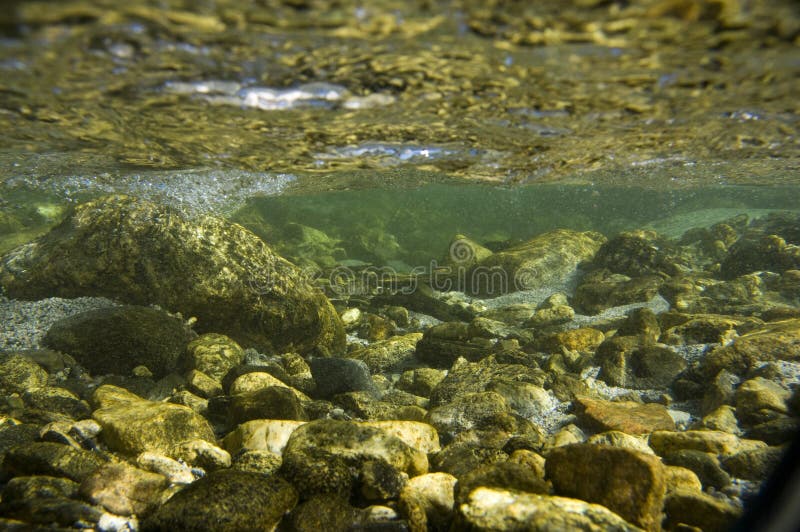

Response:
(0, 195), (345, 354)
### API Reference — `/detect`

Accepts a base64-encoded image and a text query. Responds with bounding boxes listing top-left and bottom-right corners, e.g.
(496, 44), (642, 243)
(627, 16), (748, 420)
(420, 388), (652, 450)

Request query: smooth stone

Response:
(537, 327), (605, 353)
(414, 321), (491, 368)
(91, 384), (216, 456)
(42, 305), (191, 378)
(222, 419), (306, 455)
(79, 461), (168, 515)
(663, 488), (742, 532)
(663, 449), (731, 490)
(169, 439), (232, 471)
(459, 488), (643, 531)
(227, 386), (308, 423)
(0, 194), (345, 354)
(545, 444), (666, 531)
(398, 472), (457, 532)
(309, 357), (378, 399)
(594, 337), (686, 389)
(137, 451), (195, 484)
(746, 416), (800, 445)
(141, 470), (298, 532)
(574, 396), (676, 435)
(701, 370), (741, 416)
(574, 271), (663, 315)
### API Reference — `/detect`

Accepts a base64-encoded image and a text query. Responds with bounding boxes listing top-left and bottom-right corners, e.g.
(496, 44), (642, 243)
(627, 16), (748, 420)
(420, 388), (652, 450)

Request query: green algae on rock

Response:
(0, 194), (345, 354)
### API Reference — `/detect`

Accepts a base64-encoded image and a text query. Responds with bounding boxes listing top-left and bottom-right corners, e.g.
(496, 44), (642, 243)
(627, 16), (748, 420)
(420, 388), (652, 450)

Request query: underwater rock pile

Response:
(0, 196), (799, 531)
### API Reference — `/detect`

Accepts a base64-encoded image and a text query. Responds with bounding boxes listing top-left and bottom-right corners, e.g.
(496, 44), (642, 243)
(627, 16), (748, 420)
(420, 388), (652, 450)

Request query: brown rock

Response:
(574, 396), (676, 435)
(546, 443), (666, 531)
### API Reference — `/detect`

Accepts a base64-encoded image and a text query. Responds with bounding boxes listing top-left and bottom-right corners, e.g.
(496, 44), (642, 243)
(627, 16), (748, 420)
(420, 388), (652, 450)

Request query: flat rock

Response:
(0, 194), (344, 354)
(459, 488), (643, 531)
(141, 470), (298, 532)
(545, 444), (666, 531)
(648, 430), (766, 457)
(574, 396), (676, 435)
(1, 442), (106, 483)
(663, 488), (741, 532)
(91, 384), (216, 456)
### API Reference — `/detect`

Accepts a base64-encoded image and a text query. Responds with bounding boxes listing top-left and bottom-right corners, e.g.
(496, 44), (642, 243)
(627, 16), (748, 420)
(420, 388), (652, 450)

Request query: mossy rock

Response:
(0, 195), (345, 355)
(42, 305), (190, 378)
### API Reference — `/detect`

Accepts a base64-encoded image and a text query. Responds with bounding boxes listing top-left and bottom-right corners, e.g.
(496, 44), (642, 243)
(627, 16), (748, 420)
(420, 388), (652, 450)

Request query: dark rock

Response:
(721, 446), (784, 481)
(426, 392), (517, 443)
(142, 470), (298, 532)
(310, 357), (377, 399)
(184, 333), (244, 382)
(431, 442), (508, 478)
(288, 494), (359, 532)
(1, 442), (106, 483)
(595, 336), (686, 389)
(0, 496), (103, 529)
(454, 461), (551, 504)
(745, 417), (800, 445)
(346, 333), (423, 373)
(42, 305), (190, 379)
(414, 321), (492, 368)
(663, 449), (731, 490)
(593, 230), (682, 277)
(22, 387), (91, 420)
(720, 234), (800, 279)
(663, 488), (741, 532)
(546, 443), (666, 531)
(0, 423), (40, 463)
(573, 269), (664, 315)
(360, 458), (407, 501)
(0, 195), (345, 354)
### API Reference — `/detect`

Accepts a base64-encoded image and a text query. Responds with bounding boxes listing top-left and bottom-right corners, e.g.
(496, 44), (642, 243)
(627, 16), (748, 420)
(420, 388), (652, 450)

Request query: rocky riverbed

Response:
(1, 194), (799, 531)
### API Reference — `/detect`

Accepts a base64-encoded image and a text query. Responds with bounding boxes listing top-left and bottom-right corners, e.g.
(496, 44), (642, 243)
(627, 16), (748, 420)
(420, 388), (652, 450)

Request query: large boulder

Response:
(0, 195), (344, 354)
(466, 229), (605, 296)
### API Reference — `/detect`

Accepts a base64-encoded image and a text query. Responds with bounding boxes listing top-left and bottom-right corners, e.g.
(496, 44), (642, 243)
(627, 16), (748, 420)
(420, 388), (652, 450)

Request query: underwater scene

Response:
(1, 1), (800, 531)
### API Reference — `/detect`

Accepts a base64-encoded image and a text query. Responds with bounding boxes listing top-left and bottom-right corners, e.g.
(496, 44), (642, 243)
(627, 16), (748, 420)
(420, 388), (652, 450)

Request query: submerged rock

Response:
(91, 385), (216, 457)
(545, 444), (666, 531)
(467, 229), (605, 296)
(0, 195), (345, 354)
(458, 488), (642, 532)
(141, 470), (298, 532)
(42, 305), (191, 378)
